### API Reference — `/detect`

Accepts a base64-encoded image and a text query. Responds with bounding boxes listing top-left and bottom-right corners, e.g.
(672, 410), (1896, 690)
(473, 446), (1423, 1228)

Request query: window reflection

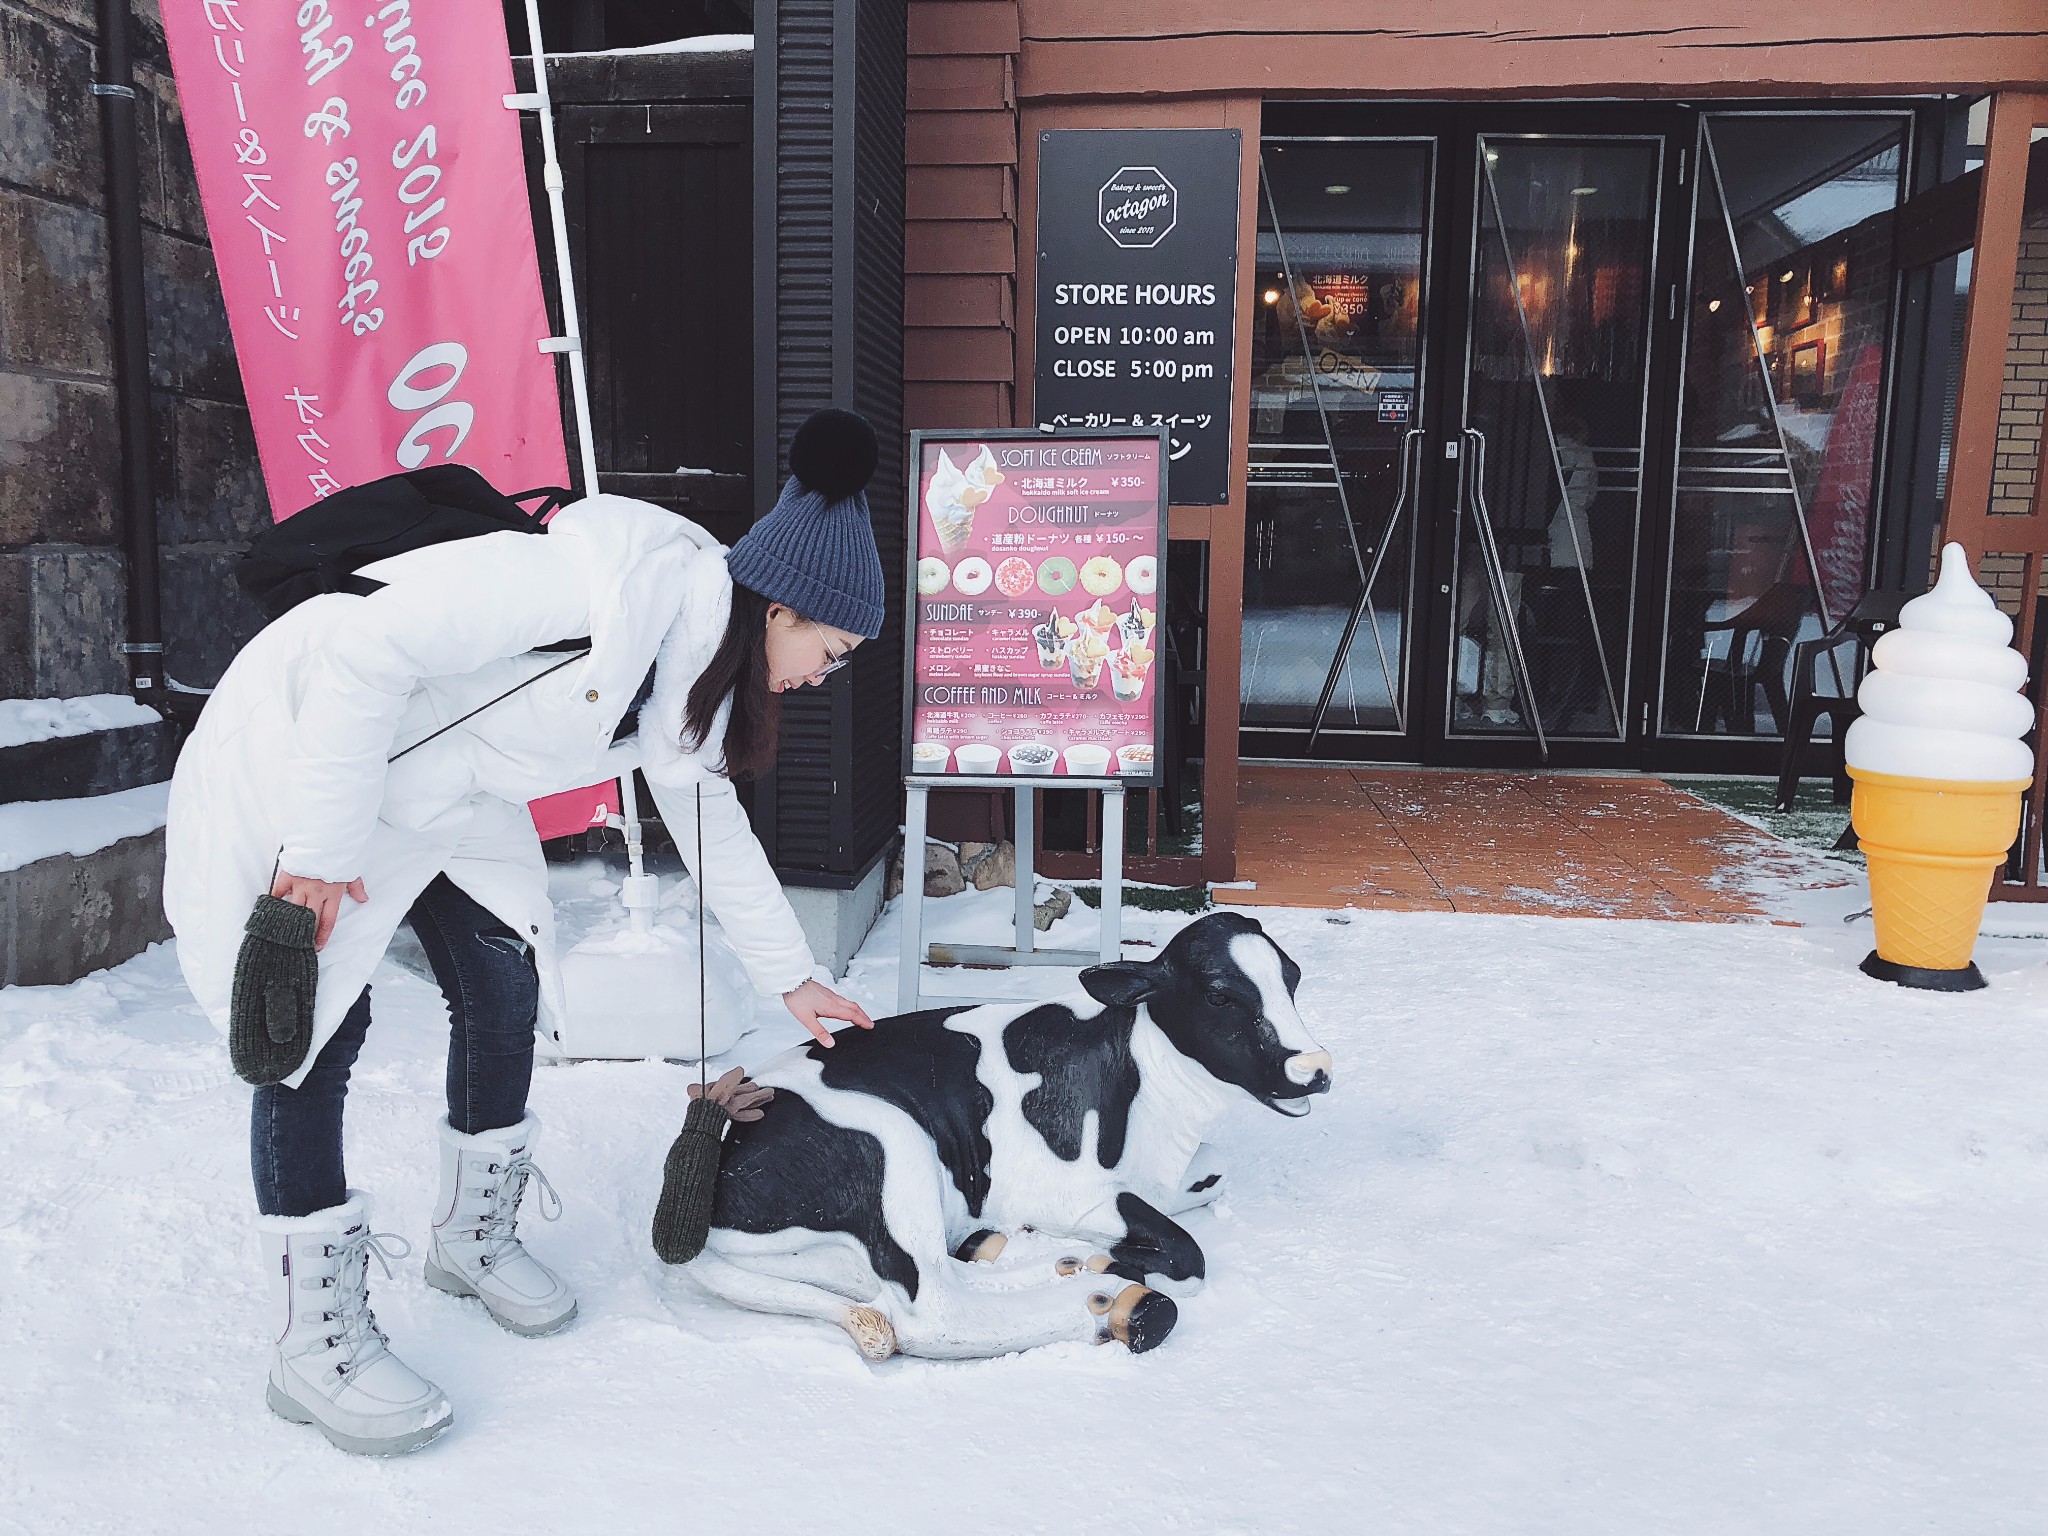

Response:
(1663, 114), (1907, 738)
(1454, 138), (1660, 741)
(1242, 140), (1431, 740)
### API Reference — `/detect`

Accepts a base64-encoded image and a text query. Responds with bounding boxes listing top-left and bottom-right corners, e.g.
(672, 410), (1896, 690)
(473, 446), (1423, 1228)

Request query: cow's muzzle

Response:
(1284, 1049), (1333, 1089)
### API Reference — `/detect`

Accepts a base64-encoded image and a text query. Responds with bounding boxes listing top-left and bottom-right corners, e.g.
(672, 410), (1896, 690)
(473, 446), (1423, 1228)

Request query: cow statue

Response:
(683, 911), (1333, 1360)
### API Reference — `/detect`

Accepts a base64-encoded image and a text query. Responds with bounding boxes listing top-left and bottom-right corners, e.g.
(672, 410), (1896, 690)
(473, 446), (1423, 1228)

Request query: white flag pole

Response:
(507, 0), (600, 497)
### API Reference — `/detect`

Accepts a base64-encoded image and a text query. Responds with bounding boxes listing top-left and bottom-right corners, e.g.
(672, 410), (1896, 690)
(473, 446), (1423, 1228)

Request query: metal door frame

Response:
(1252, 99), (1940, 773)
(1238, 131), (1441, 761)
(1432, 121), (1671, 765)
(1642, 106), (1920, 771)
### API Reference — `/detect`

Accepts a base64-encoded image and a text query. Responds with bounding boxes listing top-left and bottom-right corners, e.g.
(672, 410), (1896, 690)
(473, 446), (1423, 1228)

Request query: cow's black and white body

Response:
(687, 912), (1331, 1359)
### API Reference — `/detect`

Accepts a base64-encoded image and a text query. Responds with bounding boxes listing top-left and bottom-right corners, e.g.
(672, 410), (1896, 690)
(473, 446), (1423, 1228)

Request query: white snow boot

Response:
(260, 1193), (453, 1457)
(425, 1115), (577, 1337)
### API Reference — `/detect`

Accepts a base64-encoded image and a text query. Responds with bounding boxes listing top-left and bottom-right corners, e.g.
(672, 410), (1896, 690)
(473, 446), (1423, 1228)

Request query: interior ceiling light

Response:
(1781, 270), (1796, 282)
(1707, 298), (1723, 312)
(1571, 186), (1598, 195)
(1324, 184), (1351, 194)
(1263, 288), (1281, 304)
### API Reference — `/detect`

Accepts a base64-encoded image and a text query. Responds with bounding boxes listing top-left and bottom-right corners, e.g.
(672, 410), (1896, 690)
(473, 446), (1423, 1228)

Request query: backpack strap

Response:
(386, 647), (593, 764)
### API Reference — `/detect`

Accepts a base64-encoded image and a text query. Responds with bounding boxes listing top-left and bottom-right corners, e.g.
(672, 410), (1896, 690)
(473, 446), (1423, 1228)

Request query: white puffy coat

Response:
(163, 495), (816, 1090)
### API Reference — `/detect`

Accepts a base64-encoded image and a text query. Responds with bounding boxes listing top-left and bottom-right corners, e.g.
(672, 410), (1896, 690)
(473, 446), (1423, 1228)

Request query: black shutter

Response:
(754, 0), (907, 886)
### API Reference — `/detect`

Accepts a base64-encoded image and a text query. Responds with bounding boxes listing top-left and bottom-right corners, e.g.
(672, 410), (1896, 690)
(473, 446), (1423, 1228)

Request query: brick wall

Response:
(1989, 207), (2048, 519)
(0, 0), (268, 701)
(903, 0), (1019, 432)
(1970, 202), (2048, 619)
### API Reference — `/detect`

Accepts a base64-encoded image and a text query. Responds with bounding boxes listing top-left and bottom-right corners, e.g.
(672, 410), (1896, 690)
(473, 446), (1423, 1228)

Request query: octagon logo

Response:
(1098, 167), (1177, 248)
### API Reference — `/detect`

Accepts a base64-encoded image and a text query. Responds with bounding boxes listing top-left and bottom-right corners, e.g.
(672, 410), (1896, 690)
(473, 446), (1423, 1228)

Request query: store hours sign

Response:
(1035, 129), (1241, 505)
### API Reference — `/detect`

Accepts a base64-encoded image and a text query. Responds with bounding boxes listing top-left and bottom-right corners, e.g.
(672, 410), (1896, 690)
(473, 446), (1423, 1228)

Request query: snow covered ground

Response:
(3, 852), (2046, 1533)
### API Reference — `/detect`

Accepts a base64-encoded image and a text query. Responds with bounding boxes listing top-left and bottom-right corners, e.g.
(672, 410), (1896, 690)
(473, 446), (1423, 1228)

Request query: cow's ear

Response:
(1080, 961), (1155, 1008)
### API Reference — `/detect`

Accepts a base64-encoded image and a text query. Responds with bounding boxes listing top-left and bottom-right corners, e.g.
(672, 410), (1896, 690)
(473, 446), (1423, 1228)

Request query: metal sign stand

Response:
(897, 775), (1124, 1013)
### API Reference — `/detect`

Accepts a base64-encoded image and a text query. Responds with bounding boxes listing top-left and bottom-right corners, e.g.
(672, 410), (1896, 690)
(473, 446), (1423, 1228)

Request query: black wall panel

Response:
(755, 0), (907, 885)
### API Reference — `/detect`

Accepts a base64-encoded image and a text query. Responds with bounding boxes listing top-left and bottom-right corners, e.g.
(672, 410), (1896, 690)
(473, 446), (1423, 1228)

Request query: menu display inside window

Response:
(904, 429), (1167, 785)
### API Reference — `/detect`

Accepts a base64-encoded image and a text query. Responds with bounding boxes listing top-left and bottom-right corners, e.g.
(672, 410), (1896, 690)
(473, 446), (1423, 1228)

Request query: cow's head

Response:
(1080, 911), (1333, 1116)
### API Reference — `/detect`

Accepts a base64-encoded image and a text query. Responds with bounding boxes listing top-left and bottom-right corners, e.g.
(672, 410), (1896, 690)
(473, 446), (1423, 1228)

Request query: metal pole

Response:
(92, 0), (161, 701)
(897, 785), (928, 1013)
(1099, 786), (1124, 963)
(1013, 785), (1035, 955)
(516, 0), (600, 496)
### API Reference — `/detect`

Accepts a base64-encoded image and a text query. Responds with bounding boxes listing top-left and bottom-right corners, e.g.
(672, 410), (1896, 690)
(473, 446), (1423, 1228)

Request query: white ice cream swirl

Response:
(1843, 543), (2034, 782)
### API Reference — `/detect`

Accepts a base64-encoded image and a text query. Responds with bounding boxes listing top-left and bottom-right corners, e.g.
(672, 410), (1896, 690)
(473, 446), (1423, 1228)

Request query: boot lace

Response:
(469, 1150), (562, 1270)
(325, 1229), (411, 1382)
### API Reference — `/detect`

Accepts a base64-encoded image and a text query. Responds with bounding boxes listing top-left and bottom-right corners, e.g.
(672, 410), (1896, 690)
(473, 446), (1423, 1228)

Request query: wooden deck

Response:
(1217, 767), (1839, 921)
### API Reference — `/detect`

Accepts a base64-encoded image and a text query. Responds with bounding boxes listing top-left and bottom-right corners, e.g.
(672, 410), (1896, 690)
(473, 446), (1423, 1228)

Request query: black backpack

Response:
(237, 465), (573, 621)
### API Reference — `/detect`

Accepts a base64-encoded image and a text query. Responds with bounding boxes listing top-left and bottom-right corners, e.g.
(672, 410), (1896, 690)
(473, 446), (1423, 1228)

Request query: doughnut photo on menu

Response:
(917, 557), (951, 596)
(995, 557), (1035, 598)
(951, 557), (993, 596)
(1124, 554), (1157, 595)
(1079, 555), (1123, 597)
(1036, 556), (1077, 596)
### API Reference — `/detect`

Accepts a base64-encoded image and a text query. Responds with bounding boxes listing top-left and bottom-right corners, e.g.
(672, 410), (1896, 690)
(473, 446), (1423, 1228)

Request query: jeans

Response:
(251, 874), (540, 1217)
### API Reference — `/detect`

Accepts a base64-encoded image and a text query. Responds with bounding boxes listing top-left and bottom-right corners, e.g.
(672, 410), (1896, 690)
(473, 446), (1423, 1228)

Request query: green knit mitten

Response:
(228, 895), (319, 1086)
(652, 1067), (772, 1265)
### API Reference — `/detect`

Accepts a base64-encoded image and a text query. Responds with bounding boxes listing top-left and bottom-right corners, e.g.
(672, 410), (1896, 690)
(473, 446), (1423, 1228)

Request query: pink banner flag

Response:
(162, 0), (617, 839)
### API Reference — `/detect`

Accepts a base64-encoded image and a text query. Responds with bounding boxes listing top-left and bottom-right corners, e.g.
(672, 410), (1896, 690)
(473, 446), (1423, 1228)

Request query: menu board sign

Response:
(904, 428), (1168, 786)
(1034, 128), (1242, 506)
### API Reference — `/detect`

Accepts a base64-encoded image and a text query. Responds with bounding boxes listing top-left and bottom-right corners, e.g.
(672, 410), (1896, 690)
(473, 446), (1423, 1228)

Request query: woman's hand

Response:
(782, 978), (875, 1047)
(271, 871), (368, 951)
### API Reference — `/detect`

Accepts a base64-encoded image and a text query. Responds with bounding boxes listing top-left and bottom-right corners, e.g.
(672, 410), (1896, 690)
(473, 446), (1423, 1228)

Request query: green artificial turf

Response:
(1070, 884), (1213, 913)
(1669, 776), (1864, 866)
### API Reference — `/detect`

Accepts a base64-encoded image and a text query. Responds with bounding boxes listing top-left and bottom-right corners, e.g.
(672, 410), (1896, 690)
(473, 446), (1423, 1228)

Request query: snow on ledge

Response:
(0, 783), (171, 873)
(0, 695), (161, 751)
(546, 32), (751, 58)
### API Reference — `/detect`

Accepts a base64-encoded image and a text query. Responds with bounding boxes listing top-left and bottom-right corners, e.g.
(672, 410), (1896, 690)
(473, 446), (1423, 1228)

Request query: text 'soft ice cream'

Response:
(1842, 543), (2033, 782)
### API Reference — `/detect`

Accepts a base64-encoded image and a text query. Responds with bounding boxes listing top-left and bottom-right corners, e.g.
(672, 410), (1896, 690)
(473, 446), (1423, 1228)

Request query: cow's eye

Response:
(1205, 986), (1233, 1009)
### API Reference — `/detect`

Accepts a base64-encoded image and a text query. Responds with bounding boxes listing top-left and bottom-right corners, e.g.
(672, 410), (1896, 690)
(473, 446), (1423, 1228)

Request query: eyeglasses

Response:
(808, 622), (850, 682)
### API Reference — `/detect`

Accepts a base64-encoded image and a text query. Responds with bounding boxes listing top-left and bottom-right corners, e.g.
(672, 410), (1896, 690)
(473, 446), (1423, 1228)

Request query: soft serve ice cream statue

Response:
(1844, 543), (2034, 989)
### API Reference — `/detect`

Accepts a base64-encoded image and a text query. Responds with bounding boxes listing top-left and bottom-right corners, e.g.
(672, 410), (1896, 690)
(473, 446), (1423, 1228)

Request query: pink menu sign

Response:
(905, 429), (1167, 785)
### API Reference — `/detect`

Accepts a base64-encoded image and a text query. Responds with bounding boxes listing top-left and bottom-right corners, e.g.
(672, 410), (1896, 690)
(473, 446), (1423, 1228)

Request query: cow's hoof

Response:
(953, 1229), (1008, 1263)
(1095, 1285), (1178, 1353)
(841, 1305), (898, 1362)
(1056, 1254), (1113, 1277)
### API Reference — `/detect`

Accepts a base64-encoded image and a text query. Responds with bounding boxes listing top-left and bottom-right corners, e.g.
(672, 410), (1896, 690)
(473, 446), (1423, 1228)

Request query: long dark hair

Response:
(683, 580), (779, 778)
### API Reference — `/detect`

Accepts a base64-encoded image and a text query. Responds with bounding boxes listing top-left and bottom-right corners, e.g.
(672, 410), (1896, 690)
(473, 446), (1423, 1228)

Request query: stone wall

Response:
(0, 0), (270, 701)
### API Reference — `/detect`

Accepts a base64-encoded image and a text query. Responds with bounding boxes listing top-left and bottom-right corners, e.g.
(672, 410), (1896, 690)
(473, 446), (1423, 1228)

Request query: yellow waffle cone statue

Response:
(1843, 544), (2034, 991)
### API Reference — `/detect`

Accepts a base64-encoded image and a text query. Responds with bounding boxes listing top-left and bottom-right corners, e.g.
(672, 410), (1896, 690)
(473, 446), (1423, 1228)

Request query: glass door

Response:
(1442, 134), (1665, 756)
(1240, 138), (1434, 755)
(1656, 113), (1910, 745)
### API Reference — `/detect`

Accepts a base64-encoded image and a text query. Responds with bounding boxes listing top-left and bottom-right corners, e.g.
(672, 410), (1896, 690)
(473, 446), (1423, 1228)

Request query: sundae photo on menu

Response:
(905, 431), (1167, 783)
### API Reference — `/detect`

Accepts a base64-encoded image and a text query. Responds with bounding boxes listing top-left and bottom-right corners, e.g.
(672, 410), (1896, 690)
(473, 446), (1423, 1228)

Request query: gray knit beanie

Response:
(726, 409), (886, 638)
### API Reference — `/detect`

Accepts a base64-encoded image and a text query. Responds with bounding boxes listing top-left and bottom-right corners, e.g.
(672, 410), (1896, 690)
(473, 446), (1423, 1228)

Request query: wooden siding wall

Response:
(905, 2), (1022, 429)
(1012, 2), (2048, 101)
(894, 1), (2047, 882)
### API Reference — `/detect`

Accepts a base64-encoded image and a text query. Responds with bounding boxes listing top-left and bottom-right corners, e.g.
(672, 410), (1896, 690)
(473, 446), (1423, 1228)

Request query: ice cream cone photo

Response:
(1843, 544), (2034, 990)
(924, 449), (977, 555)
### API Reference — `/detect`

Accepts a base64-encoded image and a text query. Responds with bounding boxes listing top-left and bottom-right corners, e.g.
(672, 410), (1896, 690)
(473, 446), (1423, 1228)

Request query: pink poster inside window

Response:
(906, 430), (1167, 785)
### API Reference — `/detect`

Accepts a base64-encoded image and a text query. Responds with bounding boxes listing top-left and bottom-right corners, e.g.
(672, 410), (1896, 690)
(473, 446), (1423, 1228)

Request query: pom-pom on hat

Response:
(726, 408), (887, 639)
